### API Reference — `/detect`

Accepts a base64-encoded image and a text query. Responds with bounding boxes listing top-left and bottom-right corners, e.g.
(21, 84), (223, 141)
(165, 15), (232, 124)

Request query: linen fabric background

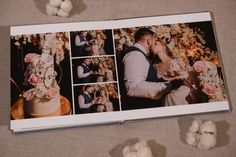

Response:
(0, 0), (236, 157)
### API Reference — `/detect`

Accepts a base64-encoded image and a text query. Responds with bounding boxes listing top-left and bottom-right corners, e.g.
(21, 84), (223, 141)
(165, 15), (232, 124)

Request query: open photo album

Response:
(10, 12), (230, 132)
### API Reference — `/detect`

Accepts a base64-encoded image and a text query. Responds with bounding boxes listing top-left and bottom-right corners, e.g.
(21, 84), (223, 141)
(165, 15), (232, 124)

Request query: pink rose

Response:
(202, 83), (217, 96)
(24, 92), (34, 100)
(46, 88), (59, 99)
(24, 53), (39, 64)
(193, 61), (207, 73)
(28, 74), (40, 86)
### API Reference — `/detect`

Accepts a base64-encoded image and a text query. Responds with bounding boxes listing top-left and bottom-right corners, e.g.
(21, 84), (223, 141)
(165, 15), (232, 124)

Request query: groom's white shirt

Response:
(123, 43), (169, 100)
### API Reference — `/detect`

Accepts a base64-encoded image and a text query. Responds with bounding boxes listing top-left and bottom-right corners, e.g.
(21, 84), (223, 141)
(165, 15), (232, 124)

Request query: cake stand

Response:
(10, 96), (72, 120)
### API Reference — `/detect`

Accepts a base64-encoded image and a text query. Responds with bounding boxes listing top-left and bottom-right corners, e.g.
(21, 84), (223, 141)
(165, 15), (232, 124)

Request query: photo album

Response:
(10, 12), (230, 132)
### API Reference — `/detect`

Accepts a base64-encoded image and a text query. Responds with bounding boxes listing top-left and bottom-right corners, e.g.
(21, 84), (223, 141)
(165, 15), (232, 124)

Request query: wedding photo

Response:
(10, 32), (73, 119)
(114, 22), (228, 110)
(70, 29), (114, 57)
(73, 83), (120, 114)
(72, 56), (117, 84)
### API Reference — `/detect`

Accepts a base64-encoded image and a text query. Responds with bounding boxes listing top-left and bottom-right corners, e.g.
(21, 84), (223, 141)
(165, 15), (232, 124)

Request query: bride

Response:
(97, 87), (113, 112)
(152, 39), (200, 106)
(91, 32), (106, 56)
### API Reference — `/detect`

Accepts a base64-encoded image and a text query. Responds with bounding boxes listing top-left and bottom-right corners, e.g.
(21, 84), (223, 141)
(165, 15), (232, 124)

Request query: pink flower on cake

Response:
(25, 92), (34, 100)
(24, 53), (39, 64)
(193, 61), (207, 73)
(46, 87), (58, 99)
(28, 74), (40, 86)
(202, 83), (217, 96)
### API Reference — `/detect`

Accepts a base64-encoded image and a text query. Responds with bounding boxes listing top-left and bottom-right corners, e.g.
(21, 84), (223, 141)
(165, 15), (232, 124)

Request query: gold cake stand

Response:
(11, 96), (72, 120)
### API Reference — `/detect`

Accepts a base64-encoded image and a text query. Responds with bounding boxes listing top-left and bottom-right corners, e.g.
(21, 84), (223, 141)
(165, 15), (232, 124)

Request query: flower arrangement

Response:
(193, 61), (227, 102)
(12, 32), (69, 64)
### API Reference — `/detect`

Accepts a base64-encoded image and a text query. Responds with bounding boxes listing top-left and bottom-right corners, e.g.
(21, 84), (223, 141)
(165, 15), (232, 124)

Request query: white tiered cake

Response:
(23, 53), (61, 117)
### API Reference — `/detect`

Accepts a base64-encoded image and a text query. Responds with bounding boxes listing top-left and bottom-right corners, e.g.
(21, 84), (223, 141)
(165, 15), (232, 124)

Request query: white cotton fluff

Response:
(197, 133), (217, 150)
(189, 119), (203, 133)
(46, 0), (73, 17)
(199, 120), (217, 135)
(49, 0), (62, 7)
(60, 0), (73, 12)
(57, 9), (69, 17)
(135, 142), (153, 157)
(123, 141), (153, 157)
(46, 3), (58, 15)
(186, 132), (199, 147)
(186, 119), (217, 150)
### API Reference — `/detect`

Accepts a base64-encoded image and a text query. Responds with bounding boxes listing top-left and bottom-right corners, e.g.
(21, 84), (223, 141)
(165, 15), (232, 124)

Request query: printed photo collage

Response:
(10, 18), (228, 120)
(10, 29), (122, 119)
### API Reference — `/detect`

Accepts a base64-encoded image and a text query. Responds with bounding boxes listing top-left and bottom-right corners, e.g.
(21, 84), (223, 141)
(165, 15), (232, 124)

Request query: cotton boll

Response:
(123, 142), (153, 157)
(46, 3), (58, 15)
(49, 0), (62, 7)
(124, 152), (137, 157)
(199, 120), (217, 135)
(57, 9), (69, 17)
(197, 133), (216, 150)
(186, 132), (199, 147)
(123, 146), (136, 157)
(135, 142), (153, 157)
(189, 119), (203, 133)
(60, 0), (73, 12)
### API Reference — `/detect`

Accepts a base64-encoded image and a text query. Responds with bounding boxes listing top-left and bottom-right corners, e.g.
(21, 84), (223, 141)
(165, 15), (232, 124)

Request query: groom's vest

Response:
(120, 46), (163, 110)
(79, 64), (91, 83)
(77, 34), (89, 56)
(78, 92), (93, 114)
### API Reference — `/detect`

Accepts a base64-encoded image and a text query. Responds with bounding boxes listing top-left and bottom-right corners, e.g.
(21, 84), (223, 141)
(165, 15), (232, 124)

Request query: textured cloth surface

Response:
(0, 0), (236, 157)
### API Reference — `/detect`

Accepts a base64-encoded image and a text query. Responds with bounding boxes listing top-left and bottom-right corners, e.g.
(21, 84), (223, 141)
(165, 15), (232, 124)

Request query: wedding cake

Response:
(23, 53), (61, 117)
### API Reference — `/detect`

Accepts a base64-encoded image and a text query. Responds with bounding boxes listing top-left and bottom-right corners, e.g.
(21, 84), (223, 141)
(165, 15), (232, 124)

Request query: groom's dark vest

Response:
(79, 92), (93, 114)
(79, 64), (91, 83)
(121, 46), (163, 110)
(77, 34), (89, 56)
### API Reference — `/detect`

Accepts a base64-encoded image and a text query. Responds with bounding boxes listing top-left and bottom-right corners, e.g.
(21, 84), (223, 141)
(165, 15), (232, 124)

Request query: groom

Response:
(121, 28), (173, 110)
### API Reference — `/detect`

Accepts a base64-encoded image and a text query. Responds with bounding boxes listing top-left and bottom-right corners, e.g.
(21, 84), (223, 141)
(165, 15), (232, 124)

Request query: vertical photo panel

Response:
(10, 32), (73, 119)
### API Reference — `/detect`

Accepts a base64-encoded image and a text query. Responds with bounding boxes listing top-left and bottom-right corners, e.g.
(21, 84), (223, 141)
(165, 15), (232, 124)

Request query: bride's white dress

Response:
(155, 58), (198, 106)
